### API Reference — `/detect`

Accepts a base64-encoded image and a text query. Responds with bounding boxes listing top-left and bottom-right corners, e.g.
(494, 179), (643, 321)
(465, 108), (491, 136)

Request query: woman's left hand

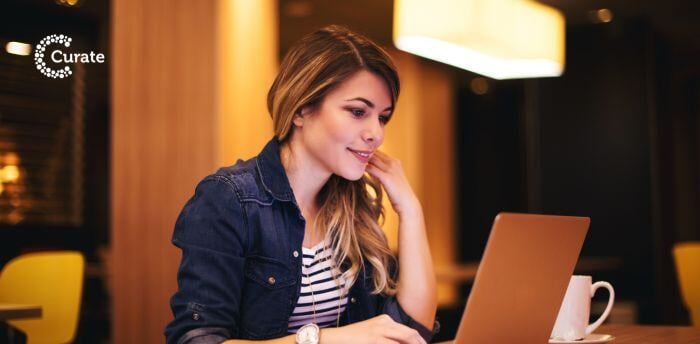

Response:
(365, 150), (420, 216)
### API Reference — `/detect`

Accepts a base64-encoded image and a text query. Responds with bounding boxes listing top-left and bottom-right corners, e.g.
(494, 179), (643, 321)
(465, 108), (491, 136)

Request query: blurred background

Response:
(0, 0), (699, 343)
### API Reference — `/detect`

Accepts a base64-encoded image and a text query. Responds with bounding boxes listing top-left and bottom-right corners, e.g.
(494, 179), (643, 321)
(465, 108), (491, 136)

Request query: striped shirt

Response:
(287, 240), (349, 333)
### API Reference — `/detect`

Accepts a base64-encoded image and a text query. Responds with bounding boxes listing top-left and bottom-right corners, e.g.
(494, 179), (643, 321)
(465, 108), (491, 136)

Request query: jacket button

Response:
(268, 276), (276, 285)
(192, 312), (200, 320)
(293, 251), (299, 258)
(350, 297), (356, 304)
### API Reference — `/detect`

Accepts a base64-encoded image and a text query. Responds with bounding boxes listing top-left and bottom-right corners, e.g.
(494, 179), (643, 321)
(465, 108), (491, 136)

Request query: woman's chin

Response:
(337, 168), (366, 181)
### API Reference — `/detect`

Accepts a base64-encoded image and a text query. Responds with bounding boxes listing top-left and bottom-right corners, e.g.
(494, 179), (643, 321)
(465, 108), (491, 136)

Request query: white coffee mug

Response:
(550, 275), (615, 341)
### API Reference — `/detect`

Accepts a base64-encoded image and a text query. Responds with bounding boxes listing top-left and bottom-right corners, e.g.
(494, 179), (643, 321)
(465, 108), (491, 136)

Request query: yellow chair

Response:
(0, 251), (85, 343)
(673, 242), (700, 326)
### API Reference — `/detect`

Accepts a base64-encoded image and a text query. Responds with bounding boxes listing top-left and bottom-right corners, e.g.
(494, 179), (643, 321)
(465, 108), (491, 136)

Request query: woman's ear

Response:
(293, 107), (310, 127)
(293, 113), (304, 127)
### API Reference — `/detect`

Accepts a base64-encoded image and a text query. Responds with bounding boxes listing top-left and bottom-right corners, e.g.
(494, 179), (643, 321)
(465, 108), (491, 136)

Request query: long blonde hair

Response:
(266, 25), (399, 295)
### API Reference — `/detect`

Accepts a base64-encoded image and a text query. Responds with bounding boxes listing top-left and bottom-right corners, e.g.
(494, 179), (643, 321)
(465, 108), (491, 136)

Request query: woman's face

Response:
(292, 69), (393, 181)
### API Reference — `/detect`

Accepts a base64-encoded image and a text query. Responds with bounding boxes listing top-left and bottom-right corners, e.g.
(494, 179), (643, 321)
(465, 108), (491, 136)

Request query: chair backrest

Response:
(0, 251), (85, 343)
(673, 242), (700, 326)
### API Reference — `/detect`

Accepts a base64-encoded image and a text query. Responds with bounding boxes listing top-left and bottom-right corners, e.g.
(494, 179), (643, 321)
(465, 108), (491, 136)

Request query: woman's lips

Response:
(347, 148), (371, 164)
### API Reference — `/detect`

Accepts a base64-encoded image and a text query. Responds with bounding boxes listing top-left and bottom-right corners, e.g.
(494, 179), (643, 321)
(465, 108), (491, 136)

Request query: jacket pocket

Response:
(240, 255), (296, 338)
(245, 255), (296, 289)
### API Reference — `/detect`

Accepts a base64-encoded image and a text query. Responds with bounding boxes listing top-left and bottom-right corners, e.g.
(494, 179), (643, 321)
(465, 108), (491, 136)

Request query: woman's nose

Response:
(362, 119), (383, 144)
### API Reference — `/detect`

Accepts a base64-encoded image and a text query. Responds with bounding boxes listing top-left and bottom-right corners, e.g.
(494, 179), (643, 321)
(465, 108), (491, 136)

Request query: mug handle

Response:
(585, 281), (615, 335)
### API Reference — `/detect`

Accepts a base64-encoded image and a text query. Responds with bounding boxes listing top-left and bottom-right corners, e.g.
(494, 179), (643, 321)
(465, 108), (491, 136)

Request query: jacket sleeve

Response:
(164, 176), (248, 344)
(379, 259), (440, 343)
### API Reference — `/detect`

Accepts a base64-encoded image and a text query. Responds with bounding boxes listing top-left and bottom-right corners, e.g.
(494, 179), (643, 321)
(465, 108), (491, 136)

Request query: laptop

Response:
(443, 212), (590, 343)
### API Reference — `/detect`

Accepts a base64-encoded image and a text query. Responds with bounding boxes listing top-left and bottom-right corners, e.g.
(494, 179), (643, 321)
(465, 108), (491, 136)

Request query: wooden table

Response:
(0, 304), (41, 321)
(597, 324), (700, 343)
(435, 324), (700, 343)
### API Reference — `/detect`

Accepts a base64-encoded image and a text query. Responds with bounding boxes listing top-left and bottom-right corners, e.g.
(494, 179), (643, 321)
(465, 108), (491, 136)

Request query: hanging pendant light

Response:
(393, 0), (565, 80)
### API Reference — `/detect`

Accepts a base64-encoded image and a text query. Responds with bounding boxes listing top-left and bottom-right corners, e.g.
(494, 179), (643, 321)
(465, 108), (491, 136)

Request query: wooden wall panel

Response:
(419, 60), (457, 307)
(216, 0), (277, 165)
(388, 50), (458, 306)
(111, 0), (218, 342)
(382, 50), (424, 251)
(112, 0), (278, 341)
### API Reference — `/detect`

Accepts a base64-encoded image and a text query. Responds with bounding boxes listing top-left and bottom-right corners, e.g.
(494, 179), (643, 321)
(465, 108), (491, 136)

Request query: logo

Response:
(34, 34), (105, 79)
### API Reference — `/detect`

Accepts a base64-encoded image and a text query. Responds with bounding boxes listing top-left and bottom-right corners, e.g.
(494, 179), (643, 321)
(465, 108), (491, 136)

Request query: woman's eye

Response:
(379, 115), (390, 124)
(349, 109), (365, 117)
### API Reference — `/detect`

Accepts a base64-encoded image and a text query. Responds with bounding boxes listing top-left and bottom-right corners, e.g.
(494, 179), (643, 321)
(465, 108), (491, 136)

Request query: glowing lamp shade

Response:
(5, 41), (32, 56)
(393, 0), (565, 79)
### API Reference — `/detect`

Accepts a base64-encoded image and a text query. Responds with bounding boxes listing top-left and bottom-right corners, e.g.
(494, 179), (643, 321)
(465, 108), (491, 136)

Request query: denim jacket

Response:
(164, 138), (437, 344)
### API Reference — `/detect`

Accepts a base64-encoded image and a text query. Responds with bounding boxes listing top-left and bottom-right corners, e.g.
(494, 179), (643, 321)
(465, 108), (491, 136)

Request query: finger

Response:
(408, 332), (426, 344)
(376, 316), (413, 344)
(369, 155), (390, 171)
(411, 332), (427, 344)
(380, 339), (401, 344)
(407, 329), (427, 344)
(385, 322), (423, 344)
(367, 164), (388, 177)
(372, 150), (392, 164)
(365, 163), (386, 178)
(373, 151), (402, 172)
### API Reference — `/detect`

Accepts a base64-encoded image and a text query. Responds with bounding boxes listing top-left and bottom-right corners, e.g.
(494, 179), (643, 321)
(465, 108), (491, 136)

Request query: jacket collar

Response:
(256, 137), (295, 202)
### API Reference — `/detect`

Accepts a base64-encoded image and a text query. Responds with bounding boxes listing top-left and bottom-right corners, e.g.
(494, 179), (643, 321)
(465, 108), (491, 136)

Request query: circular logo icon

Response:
(34, 34), (73, 79)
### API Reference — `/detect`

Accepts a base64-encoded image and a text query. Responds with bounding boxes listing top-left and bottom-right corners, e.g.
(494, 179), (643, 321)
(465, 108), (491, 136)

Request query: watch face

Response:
(296, 323), (320, 344)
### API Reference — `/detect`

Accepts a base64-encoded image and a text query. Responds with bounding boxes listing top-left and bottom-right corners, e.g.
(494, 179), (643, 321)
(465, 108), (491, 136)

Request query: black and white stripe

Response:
(287, 240), (348, 333)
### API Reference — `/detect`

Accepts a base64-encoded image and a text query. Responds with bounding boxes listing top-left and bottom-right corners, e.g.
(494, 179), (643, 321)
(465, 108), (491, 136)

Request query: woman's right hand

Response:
(321, 314), (427, 344)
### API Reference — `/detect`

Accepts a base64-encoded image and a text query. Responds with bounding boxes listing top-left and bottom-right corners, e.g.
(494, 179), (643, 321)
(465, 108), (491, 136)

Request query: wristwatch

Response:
(295, 323), (320, 344)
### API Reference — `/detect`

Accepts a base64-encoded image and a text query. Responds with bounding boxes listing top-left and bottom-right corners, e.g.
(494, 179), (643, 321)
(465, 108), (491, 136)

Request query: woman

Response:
(165, 25), (437, 344)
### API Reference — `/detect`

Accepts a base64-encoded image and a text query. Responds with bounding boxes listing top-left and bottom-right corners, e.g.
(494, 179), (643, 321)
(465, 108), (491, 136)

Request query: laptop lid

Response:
(453, 213), (590, 343)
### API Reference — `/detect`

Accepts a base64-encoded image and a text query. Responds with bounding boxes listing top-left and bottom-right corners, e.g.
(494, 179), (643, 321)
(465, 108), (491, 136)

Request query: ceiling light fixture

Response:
(5, 41), (32, 56)
(394, 0), (566, 79)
